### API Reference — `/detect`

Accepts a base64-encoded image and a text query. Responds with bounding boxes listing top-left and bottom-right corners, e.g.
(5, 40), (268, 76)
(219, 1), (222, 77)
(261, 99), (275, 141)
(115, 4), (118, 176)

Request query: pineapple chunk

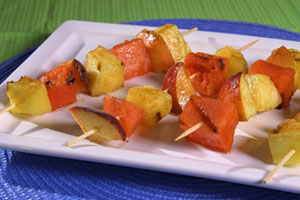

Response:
(85, 45), (124, 96)
(288, 48), (300, 89)
(155, 24), (191, 63)
(269, 119), (300, 165)
(6, 76), (51, 115)
(244, 74), (282, 112)
(215, 46), (248, 78)
(126, 86), (172, 127)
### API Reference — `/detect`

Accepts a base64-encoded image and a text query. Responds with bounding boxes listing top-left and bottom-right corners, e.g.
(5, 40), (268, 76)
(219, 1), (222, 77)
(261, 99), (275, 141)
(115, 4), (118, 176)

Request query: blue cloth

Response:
(0, 19), (299, 200)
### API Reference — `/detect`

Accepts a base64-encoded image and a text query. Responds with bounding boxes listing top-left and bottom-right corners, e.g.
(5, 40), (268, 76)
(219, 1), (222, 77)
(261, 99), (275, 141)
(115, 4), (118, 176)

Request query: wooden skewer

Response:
(66, 128), (98, 147)
(262, 149), (296, 184)
(175, 122), (202, 141)
(182, 27), (198, 37)
(238, 39), (260, 52)
(0, 104), (15, 114)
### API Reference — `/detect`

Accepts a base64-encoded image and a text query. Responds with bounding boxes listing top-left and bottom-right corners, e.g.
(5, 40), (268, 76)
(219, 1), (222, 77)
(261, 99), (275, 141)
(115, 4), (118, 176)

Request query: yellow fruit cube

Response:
(6, 76), (51, 115)
(269, 119), (300, 165)
(155, 24), (191, 63)
(244, 74), (282, 112)
(215, 46), (248, 78)
(85, 45), (124, 96)
(288, 48), (300, 89)
(126, 86), (172, 127)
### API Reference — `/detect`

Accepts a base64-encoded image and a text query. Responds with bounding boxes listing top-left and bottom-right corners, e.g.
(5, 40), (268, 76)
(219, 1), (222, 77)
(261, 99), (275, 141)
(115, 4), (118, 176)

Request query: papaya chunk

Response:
(103, 95), (146, 137)
(40, 61), (82, 111)
(184, 52), (229, 97)
(248, 59), (295, 108)
(110, 38), (151, 80)
(136, 29), (174, 73)
(179, 95), (239, 153)
(66, 59), (88, 93)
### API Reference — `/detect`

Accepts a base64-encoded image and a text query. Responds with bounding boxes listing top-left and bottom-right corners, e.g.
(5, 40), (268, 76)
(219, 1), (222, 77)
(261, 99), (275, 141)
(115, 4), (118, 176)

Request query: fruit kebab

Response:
(83, 24), (197, 96)
(0, 23), (197, 114)
(66, 86), (173, 146)
(169, 46), (294, 146)
(162, 39), (260, 114)
(0, 59), (88, 115)
(219, 46), (297, 122)
(263, 112), (300, 183)
(66, 95), (147, 146)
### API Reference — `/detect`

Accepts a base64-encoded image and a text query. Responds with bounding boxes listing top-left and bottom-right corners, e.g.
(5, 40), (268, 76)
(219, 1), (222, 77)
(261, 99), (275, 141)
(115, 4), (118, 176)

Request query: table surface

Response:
(1, 1), (300, 199)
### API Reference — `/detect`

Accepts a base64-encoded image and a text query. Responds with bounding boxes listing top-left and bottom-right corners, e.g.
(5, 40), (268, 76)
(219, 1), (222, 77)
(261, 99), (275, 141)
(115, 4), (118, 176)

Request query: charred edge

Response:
(45, 80), (52, 88)
(73, 60), (79, 70)
(66, 71), (75, 85)
(97, 63), (101, 70)
(156, 112), (162, 121)
(276, 103), (283, 109)
(79, 67), (87, 82)
(199, 109), (218, 133)
(219, 59), (224, 70)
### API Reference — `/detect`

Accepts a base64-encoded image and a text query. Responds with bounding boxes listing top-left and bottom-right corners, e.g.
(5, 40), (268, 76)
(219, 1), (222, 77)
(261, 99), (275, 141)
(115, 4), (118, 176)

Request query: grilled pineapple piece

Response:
(215, 46), (248, 78)
(289, 48), (300, 89)
(6, 76), (51, 115)
(269, 119), (300, 165)
(85, 45), (124, 96)
(244, 74), (282, 112)
(155, 24), (191, 63)
(126, 86), (172, 127)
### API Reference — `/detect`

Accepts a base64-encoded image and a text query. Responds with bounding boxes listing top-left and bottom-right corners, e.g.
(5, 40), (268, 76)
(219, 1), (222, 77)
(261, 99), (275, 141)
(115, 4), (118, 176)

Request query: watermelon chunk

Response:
(103, 95), (146, 137)
(179, 95), (239, 153)
(184, 52), (229, 97)
(110, 38), (151, 80)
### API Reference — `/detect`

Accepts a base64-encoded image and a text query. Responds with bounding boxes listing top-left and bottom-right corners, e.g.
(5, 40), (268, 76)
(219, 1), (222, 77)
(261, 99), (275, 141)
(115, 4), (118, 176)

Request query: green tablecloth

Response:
(0, 0), (299, 63)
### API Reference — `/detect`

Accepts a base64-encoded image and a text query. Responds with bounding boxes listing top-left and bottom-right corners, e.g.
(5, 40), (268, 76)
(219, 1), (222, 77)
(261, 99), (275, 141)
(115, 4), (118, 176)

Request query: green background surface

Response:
(0, 0), (299, 63)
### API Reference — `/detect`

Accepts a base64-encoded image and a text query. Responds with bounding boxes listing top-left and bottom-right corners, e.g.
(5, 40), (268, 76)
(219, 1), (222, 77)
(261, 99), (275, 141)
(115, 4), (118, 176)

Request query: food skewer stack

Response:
(1, 23), (300, 185)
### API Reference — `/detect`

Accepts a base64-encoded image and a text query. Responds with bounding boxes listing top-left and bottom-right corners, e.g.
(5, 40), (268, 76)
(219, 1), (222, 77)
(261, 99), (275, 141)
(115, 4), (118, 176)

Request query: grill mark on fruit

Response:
(45, 80), (52, 88)
(219, 59), (224, 70)
(97, 63), (101, 70)
(199, 109), (217, 133)
(66, 71), (75, 85)
(74, 60), (79, 69)
(277, 104), (282, 109)
(156, 112), (162, 121)
(79, 66), (87, 82)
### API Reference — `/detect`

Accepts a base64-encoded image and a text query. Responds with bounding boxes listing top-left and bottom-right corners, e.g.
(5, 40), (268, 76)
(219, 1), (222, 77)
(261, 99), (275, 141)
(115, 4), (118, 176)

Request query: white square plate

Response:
(0, 20), (300, 194)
